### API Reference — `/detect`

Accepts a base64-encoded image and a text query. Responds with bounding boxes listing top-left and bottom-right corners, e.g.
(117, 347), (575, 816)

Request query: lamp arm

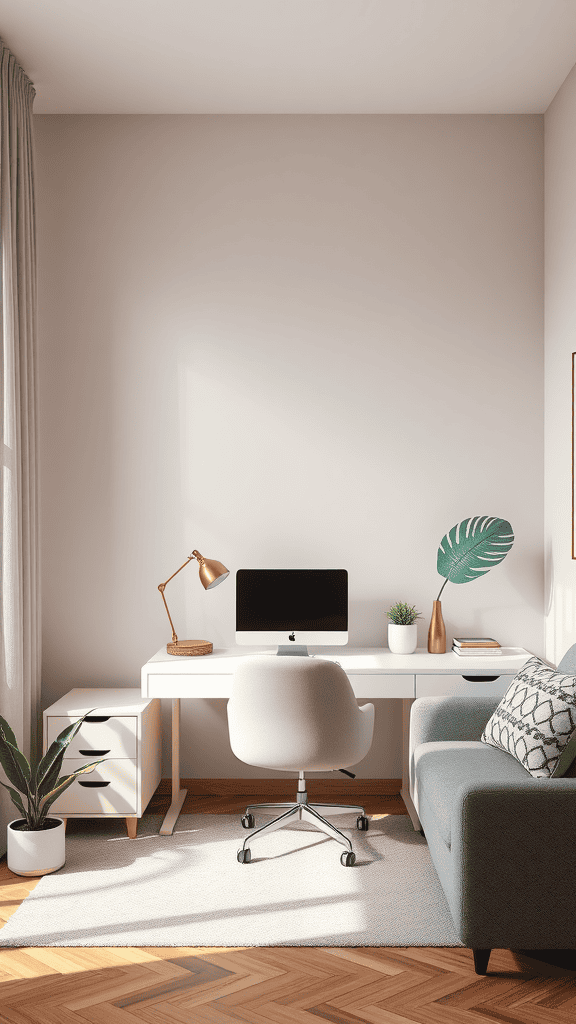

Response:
(158, 551), (203, 643)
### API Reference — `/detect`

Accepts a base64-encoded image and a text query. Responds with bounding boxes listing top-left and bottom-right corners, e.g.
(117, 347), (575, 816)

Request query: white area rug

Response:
(0, 813), (462, 947)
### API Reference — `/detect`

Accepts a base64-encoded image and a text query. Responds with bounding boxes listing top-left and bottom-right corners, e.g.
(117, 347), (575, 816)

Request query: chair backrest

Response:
(227, 655), (373, 773)
(558, 644), (576, 675)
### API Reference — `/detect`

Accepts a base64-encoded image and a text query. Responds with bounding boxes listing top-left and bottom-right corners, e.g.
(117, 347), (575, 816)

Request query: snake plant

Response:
(0, 712), (106, 831)
(435, 516), (514, 601)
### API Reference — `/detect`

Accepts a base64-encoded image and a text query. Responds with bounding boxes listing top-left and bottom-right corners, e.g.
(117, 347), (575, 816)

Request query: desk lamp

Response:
(158, 550), (229, 656)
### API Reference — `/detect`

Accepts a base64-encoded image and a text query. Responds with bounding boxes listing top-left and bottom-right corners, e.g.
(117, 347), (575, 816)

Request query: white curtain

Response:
(0, 39), (40, 848)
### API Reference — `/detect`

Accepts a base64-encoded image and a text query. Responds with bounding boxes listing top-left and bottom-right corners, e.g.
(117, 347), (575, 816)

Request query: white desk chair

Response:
(227, 655), (375, 866)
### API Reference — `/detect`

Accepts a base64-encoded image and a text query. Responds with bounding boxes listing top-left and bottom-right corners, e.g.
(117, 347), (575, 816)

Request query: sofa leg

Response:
(473, 949), (491, 975)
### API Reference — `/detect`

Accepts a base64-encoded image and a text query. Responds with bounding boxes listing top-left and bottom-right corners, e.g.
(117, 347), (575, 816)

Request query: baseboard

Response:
(156, 778), (402, 796)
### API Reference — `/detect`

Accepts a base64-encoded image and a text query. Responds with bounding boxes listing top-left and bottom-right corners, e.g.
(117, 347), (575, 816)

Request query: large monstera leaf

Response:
(437, 516), (514, 592)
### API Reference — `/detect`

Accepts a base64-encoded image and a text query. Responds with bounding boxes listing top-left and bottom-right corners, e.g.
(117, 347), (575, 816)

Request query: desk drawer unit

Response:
(43, 689), (161, 838)
(415, 673), (514, 698)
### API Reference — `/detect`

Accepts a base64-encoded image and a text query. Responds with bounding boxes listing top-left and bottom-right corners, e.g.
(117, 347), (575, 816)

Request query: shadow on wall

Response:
(507, 543), (545, 616)
(349, 599), (393, 648)
(545, 538), (554, 619)
(543, 539), (576, 667)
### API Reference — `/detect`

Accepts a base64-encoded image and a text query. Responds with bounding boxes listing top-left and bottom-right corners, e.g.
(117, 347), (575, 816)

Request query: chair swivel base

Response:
(236, 800), (368, 866)
(242, 801), (369, 829)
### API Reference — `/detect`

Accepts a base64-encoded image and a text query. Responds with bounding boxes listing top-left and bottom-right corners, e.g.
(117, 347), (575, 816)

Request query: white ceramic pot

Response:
(7, 817), (66, 876)
(387, 623), (418, 655)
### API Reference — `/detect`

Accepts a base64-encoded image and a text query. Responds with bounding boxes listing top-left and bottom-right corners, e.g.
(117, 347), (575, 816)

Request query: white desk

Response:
(141, 645), (531, 834)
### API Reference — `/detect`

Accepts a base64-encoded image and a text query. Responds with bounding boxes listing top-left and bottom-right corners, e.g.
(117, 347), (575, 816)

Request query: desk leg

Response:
(400, 697), (421, 831)
(159, 698), (188, 836)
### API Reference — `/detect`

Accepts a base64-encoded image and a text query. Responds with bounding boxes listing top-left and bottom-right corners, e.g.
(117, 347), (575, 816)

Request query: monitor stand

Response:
(277, 645), (309, 656)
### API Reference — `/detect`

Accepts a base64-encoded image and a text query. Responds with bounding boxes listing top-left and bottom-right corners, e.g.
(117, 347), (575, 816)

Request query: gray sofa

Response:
(409, 645), (576, 975)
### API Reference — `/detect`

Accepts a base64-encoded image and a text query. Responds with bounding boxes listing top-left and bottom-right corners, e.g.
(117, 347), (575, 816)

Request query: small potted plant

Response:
(0, 712), (106, 876)
(387, 602), (421, 655)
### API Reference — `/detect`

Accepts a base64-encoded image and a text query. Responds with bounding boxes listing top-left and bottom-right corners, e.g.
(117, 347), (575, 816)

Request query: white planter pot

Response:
(387, 623), (418, 655)
(7, 817), (66, 876)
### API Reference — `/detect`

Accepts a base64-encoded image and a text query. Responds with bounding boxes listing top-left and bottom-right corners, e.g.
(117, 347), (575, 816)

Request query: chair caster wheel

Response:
(356, 815), (369, 831)
(241, 814), (255, 829)
(340, 850), (355, 867)
(237, 848), (251, 863)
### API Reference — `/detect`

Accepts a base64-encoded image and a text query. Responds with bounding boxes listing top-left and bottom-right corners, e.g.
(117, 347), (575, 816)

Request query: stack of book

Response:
(452, 637), (501, 656)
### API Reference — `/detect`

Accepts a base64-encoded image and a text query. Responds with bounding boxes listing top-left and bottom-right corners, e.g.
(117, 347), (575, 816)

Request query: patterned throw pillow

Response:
(481, 656), (576, 777)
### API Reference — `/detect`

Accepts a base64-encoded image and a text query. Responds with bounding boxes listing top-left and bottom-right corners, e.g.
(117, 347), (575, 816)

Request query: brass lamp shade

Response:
(196, 553), (230, 590)
(158, 549), (229, 656)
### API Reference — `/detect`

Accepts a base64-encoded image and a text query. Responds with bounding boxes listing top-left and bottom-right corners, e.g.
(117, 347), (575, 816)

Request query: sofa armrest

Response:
(450, 779), (576, 947)
(410, 695), (500, 747)
(409, 696), (501, 816)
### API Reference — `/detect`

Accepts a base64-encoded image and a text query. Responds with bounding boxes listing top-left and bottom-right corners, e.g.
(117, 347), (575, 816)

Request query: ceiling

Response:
(1, 0), (576, 114)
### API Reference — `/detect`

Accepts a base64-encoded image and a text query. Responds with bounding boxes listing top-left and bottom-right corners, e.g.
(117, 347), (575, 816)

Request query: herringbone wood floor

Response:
(0, 782), (573, 1024)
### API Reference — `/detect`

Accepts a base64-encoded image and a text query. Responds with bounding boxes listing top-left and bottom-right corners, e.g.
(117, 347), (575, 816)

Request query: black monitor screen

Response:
(236, 569), (348, 632)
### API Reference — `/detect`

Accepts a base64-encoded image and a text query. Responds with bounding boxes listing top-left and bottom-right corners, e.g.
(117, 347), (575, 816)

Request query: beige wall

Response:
(545, 68), (576, 664)
(34, 114), (544, 777)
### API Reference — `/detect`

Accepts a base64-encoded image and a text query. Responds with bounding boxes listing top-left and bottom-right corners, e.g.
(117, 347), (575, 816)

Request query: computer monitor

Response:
(235, 568), (348, 653)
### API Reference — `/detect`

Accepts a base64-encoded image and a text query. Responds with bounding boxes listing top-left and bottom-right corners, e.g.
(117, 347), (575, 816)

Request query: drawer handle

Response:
(462, 675), (499, 682)
(78, 780), (111, 788)
(79, 749), (110, 756)
(84, 715), (110, 723)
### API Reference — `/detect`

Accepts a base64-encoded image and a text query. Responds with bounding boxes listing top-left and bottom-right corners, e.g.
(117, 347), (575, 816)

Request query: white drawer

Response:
(46, 716), (137, 759)
(415, 674), (514, 698)
(51, 759), (138, 815)
(144, 673), (232, 698)
(347, 673), (414, 698)
(143, 671), (415, 698)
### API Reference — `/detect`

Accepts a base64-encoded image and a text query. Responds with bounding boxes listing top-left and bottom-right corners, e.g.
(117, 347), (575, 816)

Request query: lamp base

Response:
(167, 640), (213, 656)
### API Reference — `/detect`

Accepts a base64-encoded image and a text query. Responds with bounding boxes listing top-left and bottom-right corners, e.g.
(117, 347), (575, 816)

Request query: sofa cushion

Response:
(414, 740), (530, 848)
(481, 656), (576, 777)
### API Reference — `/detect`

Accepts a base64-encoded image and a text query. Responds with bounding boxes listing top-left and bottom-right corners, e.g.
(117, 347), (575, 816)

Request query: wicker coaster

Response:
(166, 640), (213, 656)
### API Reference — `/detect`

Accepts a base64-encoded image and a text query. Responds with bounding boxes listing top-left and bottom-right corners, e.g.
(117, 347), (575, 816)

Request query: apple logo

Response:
(289, 632), (296, 641)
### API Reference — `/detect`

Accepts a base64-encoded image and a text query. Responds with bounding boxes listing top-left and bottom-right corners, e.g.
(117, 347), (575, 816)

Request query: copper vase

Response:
(427, 600), (446, 653)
